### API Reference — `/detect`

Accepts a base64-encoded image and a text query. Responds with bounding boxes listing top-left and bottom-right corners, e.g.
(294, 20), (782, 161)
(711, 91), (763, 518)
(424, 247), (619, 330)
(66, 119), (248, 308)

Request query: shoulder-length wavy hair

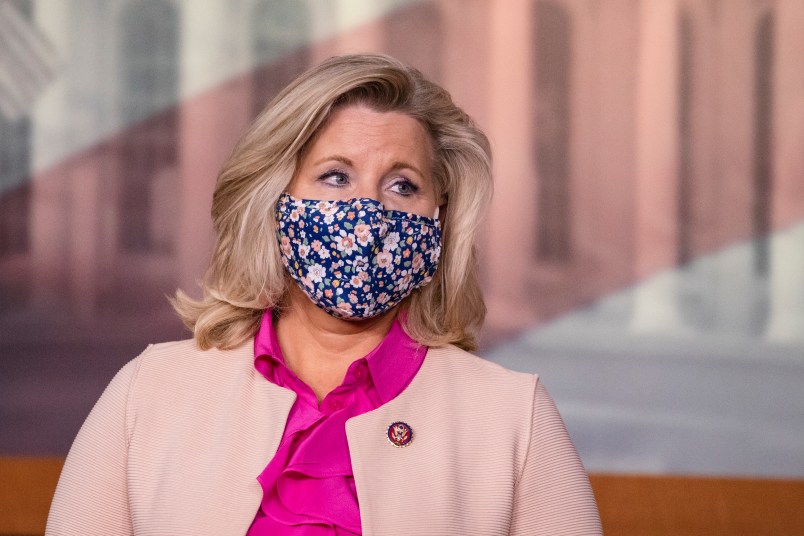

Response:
(172, 54), (492, 351)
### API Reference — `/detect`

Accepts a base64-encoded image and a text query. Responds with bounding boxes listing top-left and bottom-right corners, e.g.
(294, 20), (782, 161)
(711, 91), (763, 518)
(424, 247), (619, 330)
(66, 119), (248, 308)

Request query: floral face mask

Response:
(275, 193), (441, 319)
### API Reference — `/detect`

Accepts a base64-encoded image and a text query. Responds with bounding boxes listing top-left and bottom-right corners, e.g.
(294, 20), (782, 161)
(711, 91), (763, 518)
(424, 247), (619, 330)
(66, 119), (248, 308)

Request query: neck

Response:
(275, 284), (397, 401)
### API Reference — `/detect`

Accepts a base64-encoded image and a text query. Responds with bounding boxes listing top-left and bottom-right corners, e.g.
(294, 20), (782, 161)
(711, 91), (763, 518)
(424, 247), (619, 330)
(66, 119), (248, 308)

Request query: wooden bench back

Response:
(2, 457), (803, 535)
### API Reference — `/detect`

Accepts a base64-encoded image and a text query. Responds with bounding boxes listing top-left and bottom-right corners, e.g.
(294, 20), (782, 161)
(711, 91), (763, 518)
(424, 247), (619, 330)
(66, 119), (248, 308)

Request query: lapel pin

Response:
(387, 421), (413, 447)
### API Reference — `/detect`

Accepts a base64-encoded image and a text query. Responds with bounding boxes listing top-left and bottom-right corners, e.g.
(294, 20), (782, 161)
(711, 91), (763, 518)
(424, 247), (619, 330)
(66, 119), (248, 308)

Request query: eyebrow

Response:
(313, 155), (427, 179)
(314, 155), (353, 167)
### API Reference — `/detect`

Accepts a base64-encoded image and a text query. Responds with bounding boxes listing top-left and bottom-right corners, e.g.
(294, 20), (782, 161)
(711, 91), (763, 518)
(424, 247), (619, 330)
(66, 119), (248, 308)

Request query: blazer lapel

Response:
(345, 348), (457, 536)
(222, 373), (297, 534)
(184, 344), (298, 535)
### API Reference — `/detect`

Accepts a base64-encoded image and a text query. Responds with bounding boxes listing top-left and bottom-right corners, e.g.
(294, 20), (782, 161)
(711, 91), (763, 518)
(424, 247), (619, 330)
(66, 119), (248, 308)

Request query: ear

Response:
(437, 200), (448, 221)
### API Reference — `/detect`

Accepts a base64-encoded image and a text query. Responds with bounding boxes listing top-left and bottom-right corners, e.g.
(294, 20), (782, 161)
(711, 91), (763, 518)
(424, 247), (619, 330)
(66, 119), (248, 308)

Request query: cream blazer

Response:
(46, 340), (601, 535)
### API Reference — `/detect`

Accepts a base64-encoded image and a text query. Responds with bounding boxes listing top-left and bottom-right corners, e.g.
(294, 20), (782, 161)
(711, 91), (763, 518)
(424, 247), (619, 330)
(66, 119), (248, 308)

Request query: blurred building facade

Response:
(478, 0), (804, 344)
(1, 0), (803, 462)
(2, 0), (802, 343)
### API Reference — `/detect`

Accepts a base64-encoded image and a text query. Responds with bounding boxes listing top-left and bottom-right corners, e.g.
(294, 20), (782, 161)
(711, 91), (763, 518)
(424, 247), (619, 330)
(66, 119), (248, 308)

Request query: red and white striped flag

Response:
(0, 1), (58, 121)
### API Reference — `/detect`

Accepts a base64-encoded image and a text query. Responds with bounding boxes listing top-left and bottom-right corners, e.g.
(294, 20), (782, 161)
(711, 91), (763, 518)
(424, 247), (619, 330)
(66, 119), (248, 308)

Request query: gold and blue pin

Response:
(387, 421), (413, 447)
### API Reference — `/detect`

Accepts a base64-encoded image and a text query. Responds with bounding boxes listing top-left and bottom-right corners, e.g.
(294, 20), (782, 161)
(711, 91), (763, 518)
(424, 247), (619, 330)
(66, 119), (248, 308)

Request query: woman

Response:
(46, 54), (601, 535)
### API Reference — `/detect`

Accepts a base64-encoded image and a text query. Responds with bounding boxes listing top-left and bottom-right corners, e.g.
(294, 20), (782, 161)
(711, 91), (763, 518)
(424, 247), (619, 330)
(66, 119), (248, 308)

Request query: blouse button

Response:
(328, 399), (342, 411)
(354, 364), (366, 380)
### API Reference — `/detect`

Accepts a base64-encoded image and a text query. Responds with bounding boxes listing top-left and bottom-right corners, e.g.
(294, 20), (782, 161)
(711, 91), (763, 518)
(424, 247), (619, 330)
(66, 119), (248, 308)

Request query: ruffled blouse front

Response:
(247, 311), (426, 535)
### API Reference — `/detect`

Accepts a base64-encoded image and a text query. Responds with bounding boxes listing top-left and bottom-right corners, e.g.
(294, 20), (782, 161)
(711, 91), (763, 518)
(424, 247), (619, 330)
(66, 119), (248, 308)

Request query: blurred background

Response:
(1, 0), (803, 486)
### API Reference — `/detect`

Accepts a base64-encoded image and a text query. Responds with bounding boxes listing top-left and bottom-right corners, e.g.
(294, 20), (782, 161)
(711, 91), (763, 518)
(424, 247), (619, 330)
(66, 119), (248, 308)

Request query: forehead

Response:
(303, 105), (434, 168)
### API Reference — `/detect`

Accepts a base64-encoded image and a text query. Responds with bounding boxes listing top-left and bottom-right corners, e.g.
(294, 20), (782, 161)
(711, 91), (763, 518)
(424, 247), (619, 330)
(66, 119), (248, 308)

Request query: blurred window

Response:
(118, 0), (179, 253)
(534, 1), (572, 262)
(385, 2), (443, 82)
(678, 11), (694, 267)
(0, 116), (31, 257)
(753, 12), (774, 277)
(0, 0), (32, 257)
(251, 0), (310, 116)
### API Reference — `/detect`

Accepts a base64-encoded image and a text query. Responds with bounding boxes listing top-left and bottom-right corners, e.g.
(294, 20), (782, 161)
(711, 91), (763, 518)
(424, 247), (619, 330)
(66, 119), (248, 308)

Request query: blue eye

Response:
(318, 169), (349, 187)
(391, 179), (419, 196)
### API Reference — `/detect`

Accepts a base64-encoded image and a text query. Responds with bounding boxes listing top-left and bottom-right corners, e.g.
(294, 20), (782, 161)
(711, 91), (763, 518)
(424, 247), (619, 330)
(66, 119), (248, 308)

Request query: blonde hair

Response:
(172, 54), (492, 351)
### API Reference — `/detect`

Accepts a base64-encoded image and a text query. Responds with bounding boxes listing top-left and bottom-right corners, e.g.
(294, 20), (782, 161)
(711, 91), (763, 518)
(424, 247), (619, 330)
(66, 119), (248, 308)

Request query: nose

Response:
(349, 180), (388, 209)
(351, 181), (382, 203)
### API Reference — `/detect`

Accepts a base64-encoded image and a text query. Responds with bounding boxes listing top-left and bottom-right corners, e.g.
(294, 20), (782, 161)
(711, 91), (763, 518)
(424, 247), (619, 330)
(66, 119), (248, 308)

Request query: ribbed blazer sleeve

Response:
(509, 378), (602, 535)
(45, 357), (140, 536)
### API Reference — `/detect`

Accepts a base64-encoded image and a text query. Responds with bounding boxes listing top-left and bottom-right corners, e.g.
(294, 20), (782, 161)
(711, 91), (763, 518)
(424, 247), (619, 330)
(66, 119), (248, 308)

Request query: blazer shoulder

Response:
(135, 338), (253, 373)
(125, 338), (257, 407)
(423, 344), (538, 405)
(429, 343), (537, 384)
(137, 338), (213, 362)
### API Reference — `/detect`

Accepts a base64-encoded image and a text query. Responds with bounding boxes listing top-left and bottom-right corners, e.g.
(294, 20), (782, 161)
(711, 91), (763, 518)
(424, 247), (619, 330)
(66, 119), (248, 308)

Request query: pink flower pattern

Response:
(275, 193), (441, 319)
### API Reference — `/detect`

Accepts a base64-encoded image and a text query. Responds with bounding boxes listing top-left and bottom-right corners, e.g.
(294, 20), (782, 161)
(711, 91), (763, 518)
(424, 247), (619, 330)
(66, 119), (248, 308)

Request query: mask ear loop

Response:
(433, 206), (440, 219)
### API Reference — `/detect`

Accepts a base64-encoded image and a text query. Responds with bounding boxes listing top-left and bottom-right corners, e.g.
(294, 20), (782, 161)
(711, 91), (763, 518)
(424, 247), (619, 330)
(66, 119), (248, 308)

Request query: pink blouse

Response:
(247, 311), (426, 535)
